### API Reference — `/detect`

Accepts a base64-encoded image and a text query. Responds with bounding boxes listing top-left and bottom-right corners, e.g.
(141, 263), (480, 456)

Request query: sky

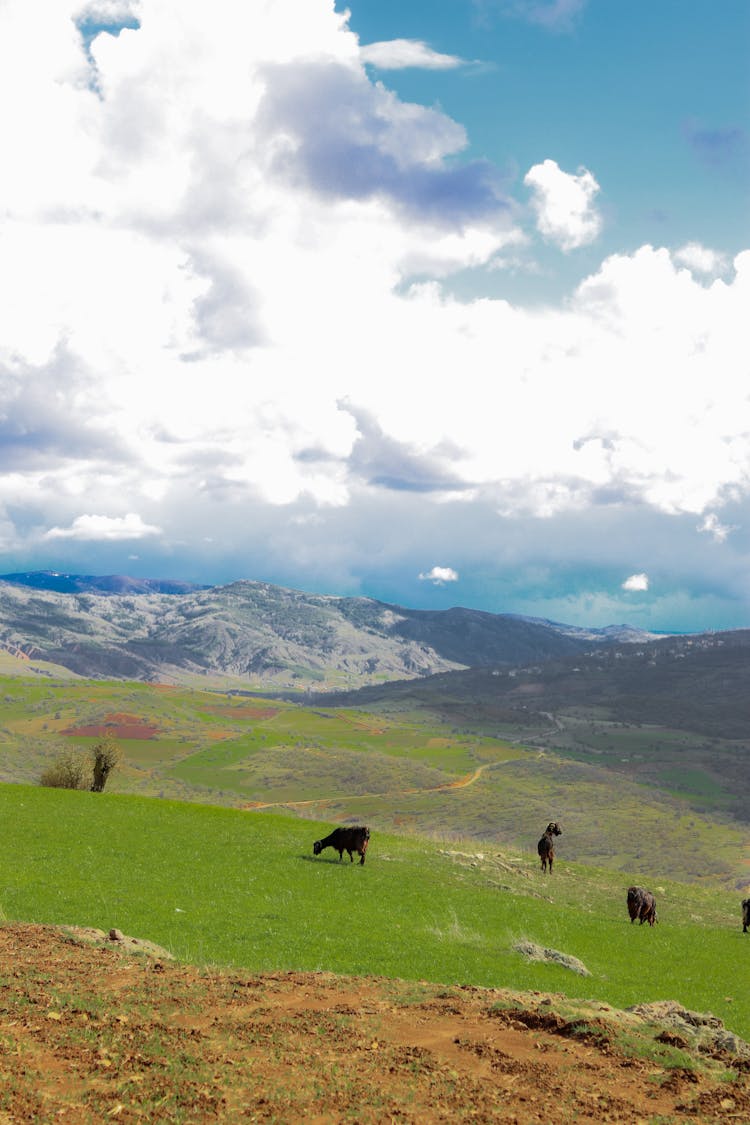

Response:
(0, 0), (748, 631)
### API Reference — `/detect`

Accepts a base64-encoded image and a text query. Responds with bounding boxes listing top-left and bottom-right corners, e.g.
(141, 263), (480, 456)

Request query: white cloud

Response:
(419, 566), (459, 584)
(674, 242), (729, 277)
(44, 513), (162, 541)
(698, 512), (734, 543)
(622, 573), (649, 592)
(360, 39), (465, 70)
(524, 159), (602, 250)
(0, 0), (746, 627)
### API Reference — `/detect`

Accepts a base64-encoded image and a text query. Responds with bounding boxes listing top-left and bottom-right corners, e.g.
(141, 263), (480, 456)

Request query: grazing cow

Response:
(627, 886), (658, 926)
(313, 826), (370, 865)
(742, 898), (750, 933)
(537, 821), (562, 874)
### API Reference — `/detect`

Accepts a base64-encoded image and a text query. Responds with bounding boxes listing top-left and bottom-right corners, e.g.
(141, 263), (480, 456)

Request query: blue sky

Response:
(0, 0), (747, 631)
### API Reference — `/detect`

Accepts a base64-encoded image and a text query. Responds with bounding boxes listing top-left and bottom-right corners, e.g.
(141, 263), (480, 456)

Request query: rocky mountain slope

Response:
(0, 573), (651, 687)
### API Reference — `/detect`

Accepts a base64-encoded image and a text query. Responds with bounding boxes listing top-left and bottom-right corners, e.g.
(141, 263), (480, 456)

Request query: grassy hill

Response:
(0, 783), (747, 1044)
(321, 638), (750, 835)
(1, 672), (749, 887)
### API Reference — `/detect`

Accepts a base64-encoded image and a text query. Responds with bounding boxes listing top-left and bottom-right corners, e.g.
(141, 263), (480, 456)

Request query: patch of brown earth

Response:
(0, 923), (747, 1123)
(62, 713), (160, 740)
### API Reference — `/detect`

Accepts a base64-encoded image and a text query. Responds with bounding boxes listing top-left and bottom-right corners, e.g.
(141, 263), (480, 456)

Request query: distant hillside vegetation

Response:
(323, 630), (750, 739)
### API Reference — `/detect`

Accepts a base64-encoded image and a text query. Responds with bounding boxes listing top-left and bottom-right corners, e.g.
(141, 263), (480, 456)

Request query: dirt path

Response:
(0, 923), (747, 1123)
(246, 761), (496, 812)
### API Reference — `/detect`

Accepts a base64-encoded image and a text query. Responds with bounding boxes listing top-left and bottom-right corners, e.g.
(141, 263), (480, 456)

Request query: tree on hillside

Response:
(90, 737), (122, 792)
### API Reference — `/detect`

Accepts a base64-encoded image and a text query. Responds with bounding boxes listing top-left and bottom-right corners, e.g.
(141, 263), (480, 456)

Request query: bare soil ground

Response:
(62, 713), (160, 740)
(0, 923), (748, 1123)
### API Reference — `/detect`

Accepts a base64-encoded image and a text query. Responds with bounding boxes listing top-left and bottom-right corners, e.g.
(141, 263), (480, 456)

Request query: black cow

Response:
(537, 821), (562, 874)
(313, 826), (370, 865)
(627, 886), (657, 926)
(742, 898), (750, 933)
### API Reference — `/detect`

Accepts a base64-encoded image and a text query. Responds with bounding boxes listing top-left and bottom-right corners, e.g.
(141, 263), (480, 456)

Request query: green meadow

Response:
(0, 782), (747, 1044)
(1, 673), (749, 885)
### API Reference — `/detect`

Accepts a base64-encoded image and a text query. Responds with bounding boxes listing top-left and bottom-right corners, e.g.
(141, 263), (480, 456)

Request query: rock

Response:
(512, 940), (591, 976)
(628, 1001), (750, 1059)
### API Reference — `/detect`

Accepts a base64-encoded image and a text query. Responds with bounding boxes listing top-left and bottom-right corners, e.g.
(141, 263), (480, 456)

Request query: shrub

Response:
(39, 749), (90, 790)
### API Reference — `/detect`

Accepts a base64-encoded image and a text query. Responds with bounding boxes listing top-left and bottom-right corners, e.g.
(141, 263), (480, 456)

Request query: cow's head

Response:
(313, 840), (323, 856)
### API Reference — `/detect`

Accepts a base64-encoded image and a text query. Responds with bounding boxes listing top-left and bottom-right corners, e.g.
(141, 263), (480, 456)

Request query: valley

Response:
(1, 575), (749, 1120)
(1, 667), (748, 888)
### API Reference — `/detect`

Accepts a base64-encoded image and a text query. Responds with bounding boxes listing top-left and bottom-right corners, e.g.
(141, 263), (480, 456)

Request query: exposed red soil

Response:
(0, 923), (748, 1123)
(62, 713), (160, 740)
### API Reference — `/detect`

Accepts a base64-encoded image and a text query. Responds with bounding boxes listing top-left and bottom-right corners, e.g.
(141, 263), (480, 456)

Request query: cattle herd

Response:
(312, 821), (750, 932)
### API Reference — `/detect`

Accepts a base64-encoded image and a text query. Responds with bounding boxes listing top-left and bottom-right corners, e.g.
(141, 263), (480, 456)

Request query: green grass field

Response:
(0, 782), (747, 1044)
(1, 673), (749, 886)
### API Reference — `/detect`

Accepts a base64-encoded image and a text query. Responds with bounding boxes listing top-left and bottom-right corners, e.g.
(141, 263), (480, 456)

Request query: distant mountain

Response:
(0, 571), (209, 596)
(0, 573), (638, 687)
(509, 614), (662, 644)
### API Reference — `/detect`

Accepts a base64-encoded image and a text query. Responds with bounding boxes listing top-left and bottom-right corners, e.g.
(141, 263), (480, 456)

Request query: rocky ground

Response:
(0, 923), (748, 1123)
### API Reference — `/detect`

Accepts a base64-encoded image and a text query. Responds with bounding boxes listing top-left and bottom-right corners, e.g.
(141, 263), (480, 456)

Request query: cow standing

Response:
(537, 822), (562, 874)
(627, 886), (657, 926)
(313, 826), (370, 865)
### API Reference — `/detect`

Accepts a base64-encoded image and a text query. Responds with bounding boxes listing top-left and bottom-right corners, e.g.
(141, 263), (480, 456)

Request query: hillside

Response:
(3, 922), (748, 1124)
(2, 786), (750, 1121)
(0, 574), (635, 688)
(320, 632), (750, 830)
(2, 669), (749, 884)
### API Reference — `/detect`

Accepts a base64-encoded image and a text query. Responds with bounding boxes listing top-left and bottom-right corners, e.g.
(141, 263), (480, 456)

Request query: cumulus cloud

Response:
(419, 566), (459, 584)
(45, 514), (162, 541)
(255, 59), (513, 228)
(0, 0), (746, 630)
(524, 159), (602, 249)
(360, 39), (466, 70)
(674, 242), (729, 277)
(622, 573), (649, 592)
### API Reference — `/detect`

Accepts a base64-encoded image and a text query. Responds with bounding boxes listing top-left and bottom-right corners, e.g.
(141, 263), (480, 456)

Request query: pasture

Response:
(1, 673), (749, 884)
(0, 782), (747, 1043)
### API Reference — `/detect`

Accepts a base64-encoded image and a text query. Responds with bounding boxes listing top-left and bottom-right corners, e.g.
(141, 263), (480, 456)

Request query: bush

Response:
(39, 749), (90, 790)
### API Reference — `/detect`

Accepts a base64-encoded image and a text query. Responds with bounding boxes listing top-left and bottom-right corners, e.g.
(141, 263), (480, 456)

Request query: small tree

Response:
(39, 748), (90, 790)
(90, 737), (122, 793)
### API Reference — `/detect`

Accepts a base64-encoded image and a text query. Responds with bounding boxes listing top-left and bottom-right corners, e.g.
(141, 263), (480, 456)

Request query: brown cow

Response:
(627, 886), (657, 926)
(537, 822), (562, 874)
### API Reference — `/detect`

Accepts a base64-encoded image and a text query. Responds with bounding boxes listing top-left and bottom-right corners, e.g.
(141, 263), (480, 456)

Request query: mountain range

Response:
(0, 571), (659, 688)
